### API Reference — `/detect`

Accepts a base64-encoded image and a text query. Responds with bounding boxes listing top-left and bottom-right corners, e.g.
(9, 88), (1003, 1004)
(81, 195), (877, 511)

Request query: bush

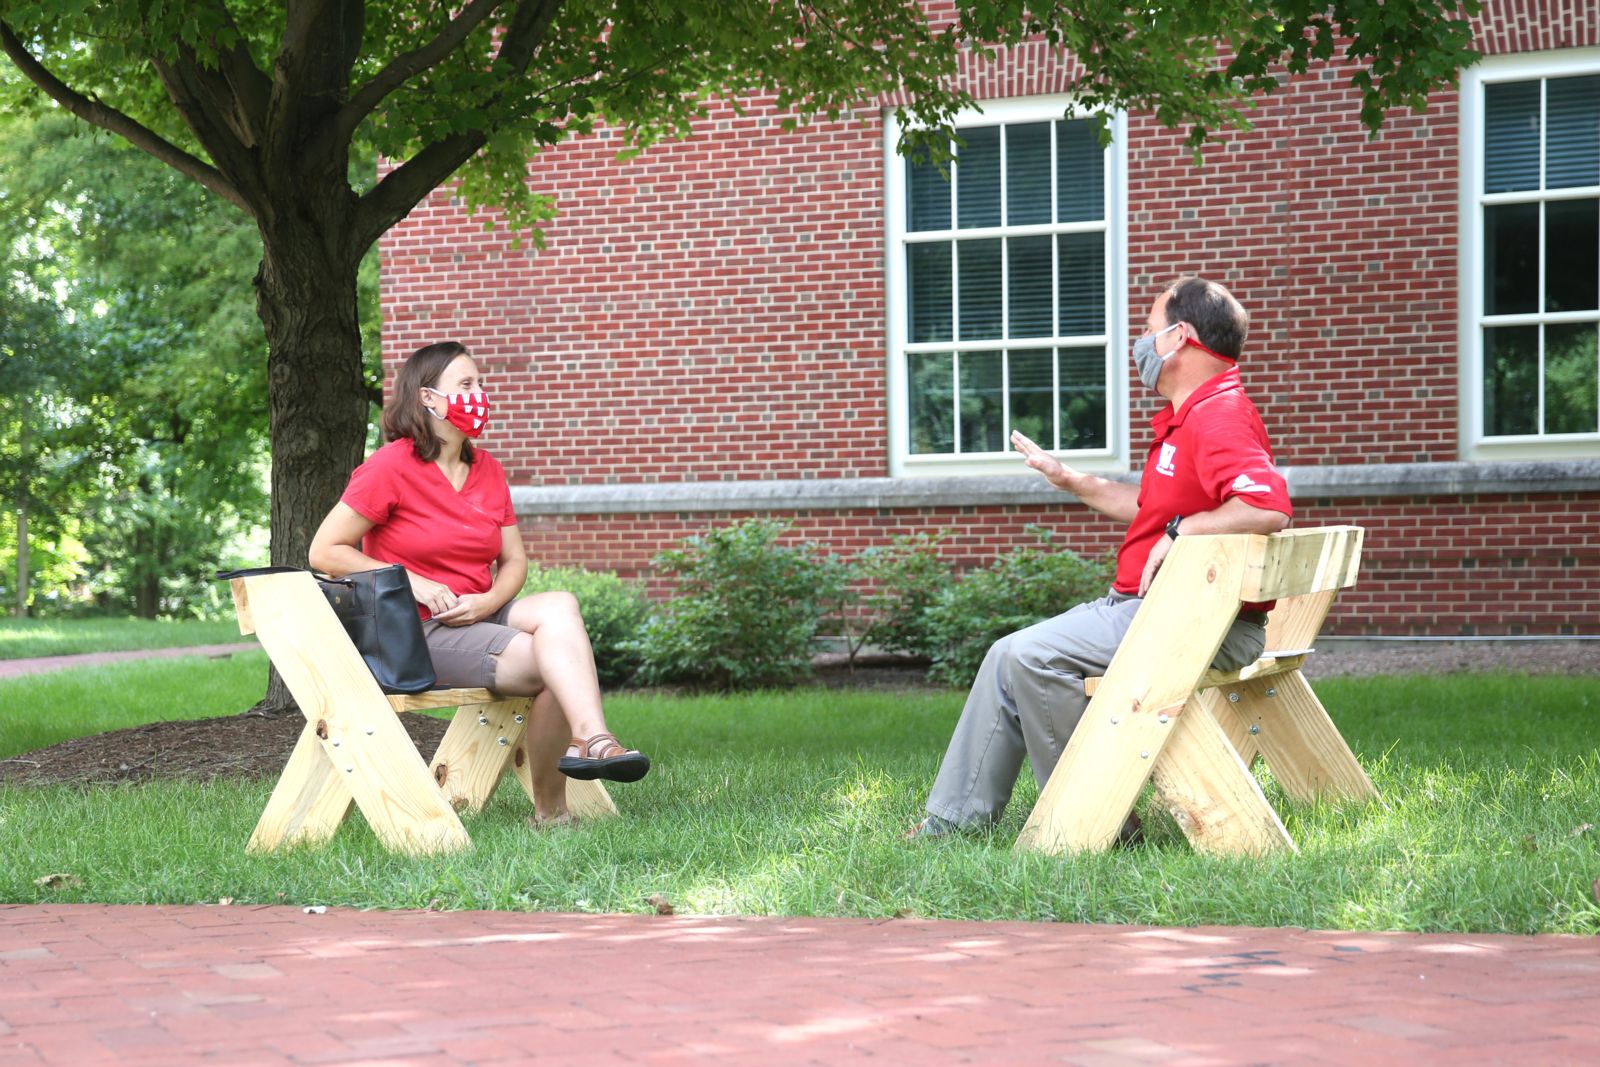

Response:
(853, 530), (953, 660)
(520, 565), (649, 687)
(924, 527), (1114, 686)
(630, 518), (844, 690)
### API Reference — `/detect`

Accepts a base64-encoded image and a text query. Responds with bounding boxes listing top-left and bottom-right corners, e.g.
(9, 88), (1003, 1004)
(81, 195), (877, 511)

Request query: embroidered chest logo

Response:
(1155, 442), (1178, 477)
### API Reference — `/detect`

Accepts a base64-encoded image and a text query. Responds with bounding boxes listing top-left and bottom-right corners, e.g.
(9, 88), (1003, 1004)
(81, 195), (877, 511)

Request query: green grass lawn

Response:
(1, 658), (1597, 934)
(0, 651), (270, 758)
(0, 617), (250, 660)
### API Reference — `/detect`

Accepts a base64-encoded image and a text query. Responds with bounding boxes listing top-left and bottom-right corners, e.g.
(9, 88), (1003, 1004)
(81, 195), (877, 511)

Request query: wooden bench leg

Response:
(1150, 690), (1295, 856)
(428, 697), (619, 821)
(430, 698), (532, 813)
(240, 571), (471, 855)
(248, 721), (354, 852)
(1227, 671), (1378, 803)
(1211, 691), (1262, 765)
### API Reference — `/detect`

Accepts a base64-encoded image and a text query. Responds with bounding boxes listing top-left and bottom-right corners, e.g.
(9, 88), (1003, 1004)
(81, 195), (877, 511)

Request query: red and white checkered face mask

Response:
(423, 388), (491, 438)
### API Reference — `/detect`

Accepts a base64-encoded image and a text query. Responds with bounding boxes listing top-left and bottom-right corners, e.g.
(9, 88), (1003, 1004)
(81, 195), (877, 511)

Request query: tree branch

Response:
(267, 0), (364, 166)
(204, 0), (274, 148)
(147, 51), (265, 205)
(347, 0), (564, 254)
(0, 21), (251, 214)
(330, 0), (507, 148)
(351, 129), (486, 252)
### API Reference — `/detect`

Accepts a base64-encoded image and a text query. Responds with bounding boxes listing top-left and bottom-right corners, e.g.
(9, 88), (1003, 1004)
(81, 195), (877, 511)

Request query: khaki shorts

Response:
(420, 602), (518, 689)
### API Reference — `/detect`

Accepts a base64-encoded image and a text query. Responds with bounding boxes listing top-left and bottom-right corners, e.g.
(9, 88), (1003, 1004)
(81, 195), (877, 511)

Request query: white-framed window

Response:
(885, 97), (1128, 476)
(1462, 49), (1600, 459)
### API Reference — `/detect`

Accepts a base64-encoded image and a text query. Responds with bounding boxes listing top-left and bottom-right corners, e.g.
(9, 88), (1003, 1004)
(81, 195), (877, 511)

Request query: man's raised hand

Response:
(1011, 430), (1076, 492)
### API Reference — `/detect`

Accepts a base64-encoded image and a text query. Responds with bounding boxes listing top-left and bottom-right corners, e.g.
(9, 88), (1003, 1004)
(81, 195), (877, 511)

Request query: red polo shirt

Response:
(1114, 367), (1292, 602)
(340, 439), (516, 619)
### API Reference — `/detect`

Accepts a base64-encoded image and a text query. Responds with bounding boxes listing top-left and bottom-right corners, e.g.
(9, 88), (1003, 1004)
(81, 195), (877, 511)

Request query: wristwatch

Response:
(1165, 514), (1183, 540)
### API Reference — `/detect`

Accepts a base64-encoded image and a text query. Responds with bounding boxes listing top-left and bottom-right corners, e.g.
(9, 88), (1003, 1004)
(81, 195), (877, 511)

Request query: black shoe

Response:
(557, 733), (651, 783)
(1114, 811), (1144, 848)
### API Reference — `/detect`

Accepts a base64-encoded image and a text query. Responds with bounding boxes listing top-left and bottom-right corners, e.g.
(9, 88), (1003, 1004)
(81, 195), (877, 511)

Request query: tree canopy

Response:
(0, 0), (1479, 702)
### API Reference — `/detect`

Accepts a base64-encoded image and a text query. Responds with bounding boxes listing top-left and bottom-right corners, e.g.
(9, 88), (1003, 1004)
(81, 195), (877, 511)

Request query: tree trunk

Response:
(14, 505), (27, 619)
(248, 201), (370, 717)
(15, 420), (29, 618)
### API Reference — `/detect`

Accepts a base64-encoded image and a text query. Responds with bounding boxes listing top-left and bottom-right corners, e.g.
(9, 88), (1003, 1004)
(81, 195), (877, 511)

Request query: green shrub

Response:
(925, 527), (1114, 686)
(520, 565), (649, 687)
(630, 518), (844, 690)
(854, 530), (953, 660)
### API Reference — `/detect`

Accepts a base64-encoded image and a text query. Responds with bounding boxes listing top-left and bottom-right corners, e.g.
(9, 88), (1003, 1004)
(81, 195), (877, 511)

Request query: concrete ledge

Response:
(512, 458), (1600, 516)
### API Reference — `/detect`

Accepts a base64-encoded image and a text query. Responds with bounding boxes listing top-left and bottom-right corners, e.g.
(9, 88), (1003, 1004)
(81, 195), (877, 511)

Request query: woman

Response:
(309, 341), (648, 827)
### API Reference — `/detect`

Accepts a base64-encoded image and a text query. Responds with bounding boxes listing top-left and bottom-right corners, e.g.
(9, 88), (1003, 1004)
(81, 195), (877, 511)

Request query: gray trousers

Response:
(925, 592), (1267, 827)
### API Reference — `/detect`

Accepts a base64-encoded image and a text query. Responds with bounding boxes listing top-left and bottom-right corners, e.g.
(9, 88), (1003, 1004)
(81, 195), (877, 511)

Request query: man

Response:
(908, 275), (1292, 840)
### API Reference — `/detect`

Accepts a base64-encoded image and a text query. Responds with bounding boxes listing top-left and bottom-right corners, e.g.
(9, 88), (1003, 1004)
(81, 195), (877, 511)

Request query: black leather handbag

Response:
(216, 564), (437, 694)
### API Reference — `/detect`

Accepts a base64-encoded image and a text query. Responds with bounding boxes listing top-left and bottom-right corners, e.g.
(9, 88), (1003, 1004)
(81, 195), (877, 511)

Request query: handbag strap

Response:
(214, 566), (303, 580)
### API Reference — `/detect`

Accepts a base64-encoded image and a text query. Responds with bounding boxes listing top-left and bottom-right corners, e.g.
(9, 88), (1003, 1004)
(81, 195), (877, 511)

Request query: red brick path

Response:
(0, 645), (258, 681)
(3, 905), (1597, 1065)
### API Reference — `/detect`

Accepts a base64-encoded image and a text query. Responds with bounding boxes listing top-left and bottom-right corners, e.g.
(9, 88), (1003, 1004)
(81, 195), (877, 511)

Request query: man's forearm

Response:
(1061, 472), (1140, 524)
(1173, 497), (1291, 536)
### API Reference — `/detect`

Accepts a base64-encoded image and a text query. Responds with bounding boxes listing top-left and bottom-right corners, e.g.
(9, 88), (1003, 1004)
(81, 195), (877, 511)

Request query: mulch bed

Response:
(0, 712), (454, 788)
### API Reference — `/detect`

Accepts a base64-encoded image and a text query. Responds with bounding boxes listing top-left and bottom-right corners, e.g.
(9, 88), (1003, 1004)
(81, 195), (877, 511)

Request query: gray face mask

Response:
(1132, 322), (1182, 391)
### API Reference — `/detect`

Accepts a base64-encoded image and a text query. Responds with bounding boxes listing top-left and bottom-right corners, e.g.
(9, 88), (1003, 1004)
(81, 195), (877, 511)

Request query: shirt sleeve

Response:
(1190, 403), (1292, 515)
(340, 448), (399, 525)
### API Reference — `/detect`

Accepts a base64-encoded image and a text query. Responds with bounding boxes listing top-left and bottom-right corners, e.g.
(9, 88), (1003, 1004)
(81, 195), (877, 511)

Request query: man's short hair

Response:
(1163, 276), (1248, 360)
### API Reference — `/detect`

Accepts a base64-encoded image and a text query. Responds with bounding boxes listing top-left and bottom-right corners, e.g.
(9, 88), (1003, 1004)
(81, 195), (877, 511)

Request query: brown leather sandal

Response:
(557, 732), (651, 783)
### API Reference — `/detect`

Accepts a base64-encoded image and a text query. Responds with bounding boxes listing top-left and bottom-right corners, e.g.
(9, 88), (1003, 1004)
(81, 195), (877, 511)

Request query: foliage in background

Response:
(0, 98), (383, 617)
(853, 531), (955, 662)
(520, 564), (649, 688)
(631, 519), (846, 690)
(924, 527), (1114, 686)
(0, 101), (266, 616)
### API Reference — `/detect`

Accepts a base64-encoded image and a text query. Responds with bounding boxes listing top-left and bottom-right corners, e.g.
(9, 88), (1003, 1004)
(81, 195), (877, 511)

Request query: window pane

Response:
(1546, 198), (1599, 313)
(958, 351), (1004, 453)
(907, 152), (952, 232)
(1484, 202), (1539, 315)
(1058, 233), (1105, 334)
(1057, 119), (1104, 222)
(1485, 81), (1540, 194)
(956, 126), (1000, 229)
(908, 352), (954, 454)
(1545, 323), (1599, 434)
(1006, 122), (1052, 226)
(958, 239), (1002, 340)
(1058, 347), (1107, 449)
(1483, 325), (1540, 436)
(1008, 236), (1053, 339)
(1547, 75), (1600, 190)
(1008, 349), (1054, 447)
(908, 242), (953, 342)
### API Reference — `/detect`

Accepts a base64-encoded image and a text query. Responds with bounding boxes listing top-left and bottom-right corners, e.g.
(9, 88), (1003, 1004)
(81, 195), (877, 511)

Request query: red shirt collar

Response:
(1151, 365), (1244, 434)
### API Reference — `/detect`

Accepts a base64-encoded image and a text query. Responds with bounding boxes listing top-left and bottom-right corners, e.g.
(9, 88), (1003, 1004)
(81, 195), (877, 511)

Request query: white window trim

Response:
(1459, 47), (1600, 461)
(884, 96), (1130, 477)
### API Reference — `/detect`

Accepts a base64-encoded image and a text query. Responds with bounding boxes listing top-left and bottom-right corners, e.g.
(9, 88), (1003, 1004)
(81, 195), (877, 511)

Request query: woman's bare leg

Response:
(524, 688), (572, 818)
(492, 591), (621, 756)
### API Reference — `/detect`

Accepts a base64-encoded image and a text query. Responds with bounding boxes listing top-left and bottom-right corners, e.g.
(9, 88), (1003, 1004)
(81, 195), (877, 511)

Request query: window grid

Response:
(1477, 68), (1600, 442)
(903, 125), (1110, 457)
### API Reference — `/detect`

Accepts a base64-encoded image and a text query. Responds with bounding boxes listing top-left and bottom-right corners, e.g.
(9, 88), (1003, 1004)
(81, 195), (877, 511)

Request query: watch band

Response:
(1165, 514), (1183, 540)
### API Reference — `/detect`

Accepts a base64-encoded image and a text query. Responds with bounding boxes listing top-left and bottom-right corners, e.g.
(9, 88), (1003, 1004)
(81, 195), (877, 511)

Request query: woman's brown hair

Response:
(382, 341), (475, 463)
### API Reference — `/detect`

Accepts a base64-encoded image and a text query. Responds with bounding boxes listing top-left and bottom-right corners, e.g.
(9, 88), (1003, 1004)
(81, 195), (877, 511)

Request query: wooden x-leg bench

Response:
(227, 569), (615, 855)
(1016, 525), (1376, 857)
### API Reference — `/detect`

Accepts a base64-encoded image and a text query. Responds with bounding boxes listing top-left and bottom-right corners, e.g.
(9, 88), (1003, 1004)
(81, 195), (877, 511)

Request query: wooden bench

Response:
(1016, 525), (1376, 858)
(226, 569), (616, 855)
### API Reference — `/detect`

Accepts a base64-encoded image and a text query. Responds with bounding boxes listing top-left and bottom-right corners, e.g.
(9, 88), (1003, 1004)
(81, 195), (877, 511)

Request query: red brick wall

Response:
(379, 0), (1600, 637)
